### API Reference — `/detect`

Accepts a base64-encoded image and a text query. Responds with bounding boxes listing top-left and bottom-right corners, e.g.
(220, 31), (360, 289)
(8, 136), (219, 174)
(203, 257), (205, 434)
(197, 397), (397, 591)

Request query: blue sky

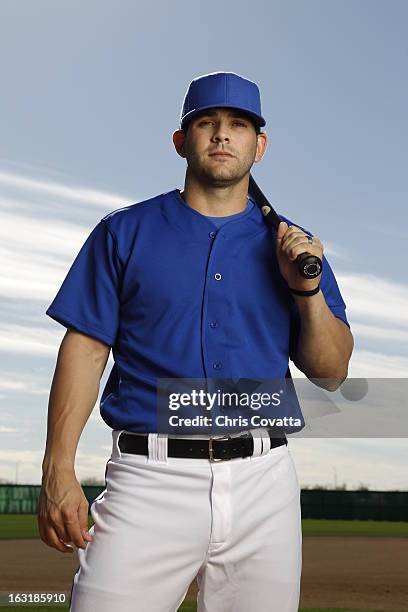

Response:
(0, 0), (407, 488)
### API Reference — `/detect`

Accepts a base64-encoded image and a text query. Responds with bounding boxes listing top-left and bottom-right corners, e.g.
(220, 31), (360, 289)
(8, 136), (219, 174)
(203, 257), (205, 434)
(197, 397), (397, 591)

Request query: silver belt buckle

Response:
(208, 435), (232, 462)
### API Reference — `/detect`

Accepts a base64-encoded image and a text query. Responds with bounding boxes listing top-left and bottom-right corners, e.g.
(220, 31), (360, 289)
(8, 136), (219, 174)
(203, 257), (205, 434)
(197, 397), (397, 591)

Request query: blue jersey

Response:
(46, 188), (350, 433)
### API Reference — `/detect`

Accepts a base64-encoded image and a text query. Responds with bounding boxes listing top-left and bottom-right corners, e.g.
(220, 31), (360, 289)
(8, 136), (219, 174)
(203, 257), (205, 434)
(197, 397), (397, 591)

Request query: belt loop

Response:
(111, 429), (124, 460)
(250, 428), (271, 459)
(158, 433), (168, 463)
(251, 431), (263, 458)
(148, 433), (168, 463)
(260, 428), (271, 455)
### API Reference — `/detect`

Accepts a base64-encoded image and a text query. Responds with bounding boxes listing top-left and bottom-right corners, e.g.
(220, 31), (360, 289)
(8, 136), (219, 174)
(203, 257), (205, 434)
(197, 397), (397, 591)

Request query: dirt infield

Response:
(0, 537), (407, 611)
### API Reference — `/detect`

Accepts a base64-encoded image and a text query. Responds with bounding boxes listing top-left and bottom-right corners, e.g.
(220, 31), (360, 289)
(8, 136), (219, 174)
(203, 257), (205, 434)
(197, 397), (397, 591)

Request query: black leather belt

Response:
(118, 430), (287, 462)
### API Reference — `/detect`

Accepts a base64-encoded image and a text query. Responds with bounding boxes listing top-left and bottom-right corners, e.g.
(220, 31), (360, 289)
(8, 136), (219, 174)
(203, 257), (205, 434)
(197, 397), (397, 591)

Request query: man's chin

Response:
(202, 169), (243, 186)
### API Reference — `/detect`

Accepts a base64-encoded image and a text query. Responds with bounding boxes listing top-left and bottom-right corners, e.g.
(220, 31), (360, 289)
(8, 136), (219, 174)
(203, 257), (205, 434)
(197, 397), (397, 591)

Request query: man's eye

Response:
(197, 119), (247, 127)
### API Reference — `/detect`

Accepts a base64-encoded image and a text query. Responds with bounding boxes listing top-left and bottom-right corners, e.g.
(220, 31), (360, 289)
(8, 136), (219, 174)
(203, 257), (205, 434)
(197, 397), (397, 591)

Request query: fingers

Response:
(78, 501), (93, 542)
(61, 507), (89, 549)
(37, 473), (93, 553)
(38, 519), (74, 554)
(38, 507), (91, 552)
(276, 221), (288, 240)
(279, 225), (322, 262)
(281, 226), (307, 246)
(283, 236), (313, 262)
(51, 519), (70, 544)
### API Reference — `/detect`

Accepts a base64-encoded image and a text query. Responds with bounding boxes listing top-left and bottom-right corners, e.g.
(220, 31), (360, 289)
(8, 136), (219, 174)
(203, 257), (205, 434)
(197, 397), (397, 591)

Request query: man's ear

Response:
(254, 131), (268, 163)
(172, 129), (186, 158)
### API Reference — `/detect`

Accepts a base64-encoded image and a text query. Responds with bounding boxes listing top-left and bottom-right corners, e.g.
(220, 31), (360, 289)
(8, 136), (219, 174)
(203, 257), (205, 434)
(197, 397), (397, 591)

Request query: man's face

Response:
(174, 108), (267, 187)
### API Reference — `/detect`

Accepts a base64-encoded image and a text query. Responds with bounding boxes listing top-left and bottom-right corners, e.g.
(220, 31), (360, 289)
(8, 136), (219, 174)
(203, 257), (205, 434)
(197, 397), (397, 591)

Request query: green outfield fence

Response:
(301, 489), (408, 521)
(1, 485), (407, 520)
(0, 486), (102, 514)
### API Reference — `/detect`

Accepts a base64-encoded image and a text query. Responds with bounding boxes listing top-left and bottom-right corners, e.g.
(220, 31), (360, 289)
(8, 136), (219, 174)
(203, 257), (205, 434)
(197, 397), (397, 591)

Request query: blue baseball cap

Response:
(179, 71), (266, 131)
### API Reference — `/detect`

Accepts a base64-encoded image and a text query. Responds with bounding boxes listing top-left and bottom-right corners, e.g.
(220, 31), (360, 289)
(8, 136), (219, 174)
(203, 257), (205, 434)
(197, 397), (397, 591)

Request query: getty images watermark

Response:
(156, 377), (408, 437)
(166, 386), (301, 430)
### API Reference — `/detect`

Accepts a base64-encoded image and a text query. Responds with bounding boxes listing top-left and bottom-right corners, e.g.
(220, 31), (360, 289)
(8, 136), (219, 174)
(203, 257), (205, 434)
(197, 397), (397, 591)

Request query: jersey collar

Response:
(161, 188), (270, 243)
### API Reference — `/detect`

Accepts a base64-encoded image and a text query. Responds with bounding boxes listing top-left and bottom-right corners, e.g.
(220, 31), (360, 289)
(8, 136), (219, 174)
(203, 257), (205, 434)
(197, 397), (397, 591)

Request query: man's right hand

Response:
(37, 465), (93, 554)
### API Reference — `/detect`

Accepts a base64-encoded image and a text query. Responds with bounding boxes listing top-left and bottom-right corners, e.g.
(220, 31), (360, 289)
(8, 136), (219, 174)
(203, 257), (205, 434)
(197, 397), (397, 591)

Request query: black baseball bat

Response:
(248, 173), (322, 279)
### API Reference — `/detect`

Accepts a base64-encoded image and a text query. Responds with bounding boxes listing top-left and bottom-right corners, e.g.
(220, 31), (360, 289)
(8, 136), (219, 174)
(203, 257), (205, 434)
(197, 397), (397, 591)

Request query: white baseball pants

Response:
(69, 429), (302, 612)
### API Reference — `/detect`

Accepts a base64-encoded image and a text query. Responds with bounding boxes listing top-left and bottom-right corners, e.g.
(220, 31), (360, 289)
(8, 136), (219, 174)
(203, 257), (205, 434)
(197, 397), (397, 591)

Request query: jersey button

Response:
(210, 320), (218, 328)
(214, 273), (222, 281)
(213, 362), (222, 369)
(209, 231), (216, 239)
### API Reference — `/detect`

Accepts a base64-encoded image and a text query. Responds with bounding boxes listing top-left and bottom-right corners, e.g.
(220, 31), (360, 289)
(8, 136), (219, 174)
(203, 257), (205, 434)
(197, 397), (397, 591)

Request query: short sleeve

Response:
(289, 253), (351, 361)
(318, 253), (350, 329)
(45, 219), (122, 346)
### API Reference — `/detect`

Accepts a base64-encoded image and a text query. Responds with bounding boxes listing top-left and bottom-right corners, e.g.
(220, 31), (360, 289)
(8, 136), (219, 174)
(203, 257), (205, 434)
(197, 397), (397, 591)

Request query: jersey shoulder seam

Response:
(100, 219), (124, 267)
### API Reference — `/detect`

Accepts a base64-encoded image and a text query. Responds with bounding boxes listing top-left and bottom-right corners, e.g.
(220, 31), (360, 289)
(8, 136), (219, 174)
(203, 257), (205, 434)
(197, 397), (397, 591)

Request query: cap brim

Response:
(180, 104), (266, 129)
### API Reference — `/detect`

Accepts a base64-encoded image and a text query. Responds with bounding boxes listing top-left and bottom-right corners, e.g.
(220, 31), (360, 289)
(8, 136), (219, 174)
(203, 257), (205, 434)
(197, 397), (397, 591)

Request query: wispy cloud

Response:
(291, 350), (408, 380)
(346, 350), (408, 378)
(350, 323), (408, 343)
(323, 241), (351, 260)
(0, 324), (65, 357)
(338, 273), (408, 327)
(0, 169), (137, 303)
(0, 170), (131, 209)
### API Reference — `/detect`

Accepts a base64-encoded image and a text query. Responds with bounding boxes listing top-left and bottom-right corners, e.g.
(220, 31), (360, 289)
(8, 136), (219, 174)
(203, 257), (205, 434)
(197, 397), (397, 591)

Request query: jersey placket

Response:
(201, 229), (232, 382)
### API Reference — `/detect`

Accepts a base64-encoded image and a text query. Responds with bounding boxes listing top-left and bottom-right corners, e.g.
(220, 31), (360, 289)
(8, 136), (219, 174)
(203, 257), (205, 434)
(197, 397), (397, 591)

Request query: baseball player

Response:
(38, 71), (353, 612)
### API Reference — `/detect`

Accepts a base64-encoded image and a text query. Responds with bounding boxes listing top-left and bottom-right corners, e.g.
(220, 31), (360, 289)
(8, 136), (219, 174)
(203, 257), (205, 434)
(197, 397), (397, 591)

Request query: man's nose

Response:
(212, 124), (230, 141)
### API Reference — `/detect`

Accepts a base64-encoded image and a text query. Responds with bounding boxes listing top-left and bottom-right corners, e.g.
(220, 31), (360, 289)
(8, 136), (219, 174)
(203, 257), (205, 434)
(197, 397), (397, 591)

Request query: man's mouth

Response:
(209, 152), (234, 158)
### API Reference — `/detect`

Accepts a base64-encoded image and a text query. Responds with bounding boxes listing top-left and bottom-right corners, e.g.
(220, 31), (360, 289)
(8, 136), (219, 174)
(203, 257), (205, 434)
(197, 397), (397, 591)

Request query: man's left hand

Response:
(276, 222), (323, 292)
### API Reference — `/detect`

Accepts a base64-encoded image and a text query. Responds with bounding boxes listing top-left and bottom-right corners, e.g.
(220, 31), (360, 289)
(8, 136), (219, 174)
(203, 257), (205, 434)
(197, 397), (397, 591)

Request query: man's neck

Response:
(179, 177), (250, 217)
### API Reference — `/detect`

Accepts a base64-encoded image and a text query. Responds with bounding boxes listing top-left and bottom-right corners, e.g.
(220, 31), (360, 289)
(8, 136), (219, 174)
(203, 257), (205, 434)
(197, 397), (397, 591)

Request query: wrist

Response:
(289, 284), (320, 297)
(42, 455), (75, 477)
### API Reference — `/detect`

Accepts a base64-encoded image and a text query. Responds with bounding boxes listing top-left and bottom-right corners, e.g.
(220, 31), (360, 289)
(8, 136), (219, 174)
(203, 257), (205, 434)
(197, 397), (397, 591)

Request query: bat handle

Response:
(296, 252), (323, 279)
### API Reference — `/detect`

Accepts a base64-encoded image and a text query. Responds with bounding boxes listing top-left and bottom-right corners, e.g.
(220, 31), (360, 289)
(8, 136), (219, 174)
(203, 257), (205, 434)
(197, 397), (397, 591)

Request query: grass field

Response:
(301, 518), (408, 538)
(1, 514), (407, 540)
